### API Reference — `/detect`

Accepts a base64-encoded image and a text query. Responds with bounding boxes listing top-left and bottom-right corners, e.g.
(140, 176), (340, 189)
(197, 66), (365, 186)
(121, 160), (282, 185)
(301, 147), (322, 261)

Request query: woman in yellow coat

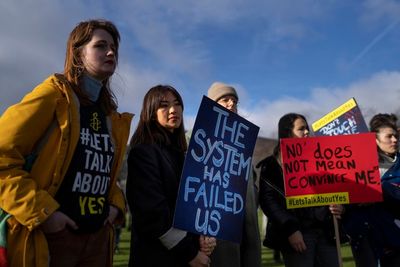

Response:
(0, 19), (132, 267)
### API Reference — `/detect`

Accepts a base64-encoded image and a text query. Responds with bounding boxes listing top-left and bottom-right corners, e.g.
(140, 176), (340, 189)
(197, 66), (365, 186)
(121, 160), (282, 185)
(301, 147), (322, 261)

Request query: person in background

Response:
(0, 19), (132, 267)
(257, 113), (343, 267)
(344, 113), (400, 267)
(126, 85), (215, 267)
(206, 82), (261, 267)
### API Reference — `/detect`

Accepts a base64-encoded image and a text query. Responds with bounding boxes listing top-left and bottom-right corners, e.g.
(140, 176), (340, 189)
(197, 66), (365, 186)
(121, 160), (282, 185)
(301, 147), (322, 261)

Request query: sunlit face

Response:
(217, 95), (238, 114)
(156, 91), (183, 132)
(291, 118), (309, 138)
(81, 29), (116, 81)
(376, 127), (398, 156)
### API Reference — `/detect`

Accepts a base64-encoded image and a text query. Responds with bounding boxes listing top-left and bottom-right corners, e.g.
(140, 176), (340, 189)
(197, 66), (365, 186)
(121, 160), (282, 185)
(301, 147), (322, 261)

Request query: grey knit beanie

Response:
(207, 82), (238, 102)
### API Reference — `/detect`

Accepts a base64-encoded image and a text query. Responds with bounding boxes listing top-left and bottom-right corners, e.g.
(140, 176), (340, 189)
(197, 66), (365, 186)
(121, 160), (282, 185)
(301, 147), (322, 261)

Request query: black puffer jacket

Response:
(257, 155), (333, 251)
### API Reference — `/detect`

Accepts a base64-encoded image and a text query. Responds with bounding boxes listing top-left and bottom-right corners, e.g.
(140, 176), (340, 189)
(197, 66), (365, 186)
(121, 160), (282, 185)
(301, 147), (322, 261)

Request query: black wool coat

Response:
(126, 143), (199, 267)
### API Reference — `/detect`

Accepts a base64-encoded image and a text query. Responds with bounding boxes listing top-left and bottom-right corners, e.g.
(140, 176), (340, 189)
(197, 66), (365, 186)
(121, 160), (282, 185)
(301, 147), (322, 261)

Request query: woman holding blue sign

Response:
(258, 113), (344, 267)
(126, 85), (215, 267)
(344, 113), (400, 267)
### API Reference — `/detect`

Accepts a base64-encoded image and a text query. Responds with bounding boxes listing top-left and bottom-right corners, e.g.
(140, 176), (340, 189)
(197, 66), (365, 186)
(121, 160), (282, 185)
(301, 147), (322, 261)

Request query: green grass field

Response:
(112, 226), (356, 267)
(112, 229), (131, 267)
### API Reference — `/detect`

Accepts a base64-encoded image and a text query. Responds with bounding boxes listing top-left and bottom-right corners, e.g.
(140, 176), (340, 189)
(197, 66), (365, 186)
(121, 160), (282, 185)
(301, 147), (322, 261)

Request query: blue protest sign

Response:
(173, 96), (259, 243)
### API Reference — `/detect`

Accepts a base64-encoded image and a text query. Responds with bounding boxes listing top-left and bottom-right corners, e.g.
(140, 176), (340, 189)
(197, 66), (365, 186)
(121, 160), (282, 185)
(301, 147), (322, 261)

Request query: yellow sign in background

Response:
(312, 98), (356, 131)
(286, 192), (349, 208)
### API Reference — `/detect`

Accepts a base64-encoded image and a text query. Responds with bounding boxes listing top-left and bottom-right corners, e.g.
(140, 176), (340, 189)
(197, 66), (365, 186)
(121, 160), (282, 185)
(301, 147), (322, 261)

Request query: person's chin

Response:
(100, 69), (115, 78)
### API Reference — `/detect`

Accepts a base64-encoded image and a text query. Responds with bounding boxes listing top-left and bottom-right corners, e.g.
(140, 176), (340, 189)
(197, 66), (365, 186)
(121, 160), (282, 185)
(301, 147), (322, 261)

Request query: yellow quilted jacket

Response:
(0, 74), (133, 267)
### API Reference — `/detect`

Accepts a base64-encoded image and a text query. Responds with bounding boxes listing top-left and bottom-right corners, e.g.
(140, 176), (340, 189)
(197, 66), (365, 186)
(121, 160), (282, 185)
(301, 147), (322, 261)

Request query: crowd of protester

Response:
(1, 18), (399, 267)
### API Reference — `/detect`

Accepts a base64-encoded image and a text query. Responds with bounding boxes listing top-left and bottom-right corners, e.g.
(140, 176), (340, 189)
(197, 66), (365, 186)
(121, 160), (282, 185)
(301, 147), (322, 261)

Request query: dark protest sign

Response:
(281, 133), (382, 209)
(173, 96), (259, 243)
(312, 98), (368, 136)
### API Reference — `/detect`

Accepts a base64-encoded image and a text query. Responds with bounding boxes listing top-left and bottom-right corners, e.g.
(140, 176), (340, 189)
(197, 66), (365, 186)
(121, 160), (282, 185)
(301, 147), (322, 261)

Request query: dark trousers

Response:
(45, 225), (111, 267)
(380, 250), (400, 267)
(351, 236), (378, 267)
(351, 236), (400, 267)
(282, 228), (339, 267)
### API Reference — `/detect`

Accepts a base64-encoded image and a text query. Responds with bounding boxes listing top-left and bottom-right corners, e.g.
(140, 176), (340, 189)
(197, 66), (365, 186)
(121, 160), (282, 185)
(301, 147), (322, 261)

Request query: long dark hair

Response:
(64, 19), (120, 114)
(273, 113), (309, 157)
(130, 85), (187, 152)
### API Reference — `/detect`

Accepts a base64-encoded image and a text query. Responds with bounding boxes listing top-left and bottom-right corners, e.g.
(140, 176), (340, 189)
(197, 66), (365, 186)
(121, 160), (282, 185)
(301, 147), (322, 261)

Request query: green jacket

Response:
(0, 74), (132, 267)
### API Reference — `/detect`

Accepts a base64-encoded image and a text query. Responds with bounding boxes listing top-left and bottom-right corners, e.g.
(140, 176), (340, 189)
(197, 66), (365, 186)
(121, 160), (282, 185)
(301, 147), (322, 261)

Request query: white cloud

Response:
(112, 62), (173, 133)
(0, 0), (337, 114)
(0, 0), (108, 112)
(361, 0), (400, 26)
(2, 1), (400, 146)
(240, 71), (400, 138)
(111, 1), (213, 80)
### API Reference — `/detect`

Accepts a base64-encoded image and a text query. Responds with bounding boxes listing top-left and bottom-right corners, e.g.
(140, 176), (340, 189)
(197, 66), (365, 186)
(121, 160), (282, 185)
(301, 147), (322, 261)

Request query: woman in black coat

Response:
(258, 113), (343, 267)
(126, 85), (214, 267)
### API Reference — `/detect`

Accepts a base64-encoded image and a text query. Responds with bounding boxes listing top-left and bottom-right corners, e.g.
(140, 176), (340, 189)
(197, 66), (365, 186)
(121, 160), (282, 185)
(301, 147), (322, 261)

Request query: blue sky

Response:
(2, 0), (400, 138)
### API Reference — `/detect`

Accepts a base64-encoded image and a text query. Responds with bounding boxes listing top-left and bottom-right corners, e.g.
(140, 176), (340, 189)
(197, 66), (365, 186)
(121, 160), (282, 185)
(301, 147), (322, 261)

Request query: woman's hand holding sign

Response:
(199, 235), (217, 256)
(329, 204), (344, 219)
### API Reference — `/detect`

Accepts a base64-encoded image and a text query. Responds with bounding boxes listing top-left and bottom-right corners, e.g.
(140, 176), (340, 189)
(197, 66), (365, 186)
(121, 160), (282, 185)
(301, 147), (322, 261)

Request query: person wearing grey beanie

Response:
(206, 82), (261, 267)
(207, 82), (239, 114)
